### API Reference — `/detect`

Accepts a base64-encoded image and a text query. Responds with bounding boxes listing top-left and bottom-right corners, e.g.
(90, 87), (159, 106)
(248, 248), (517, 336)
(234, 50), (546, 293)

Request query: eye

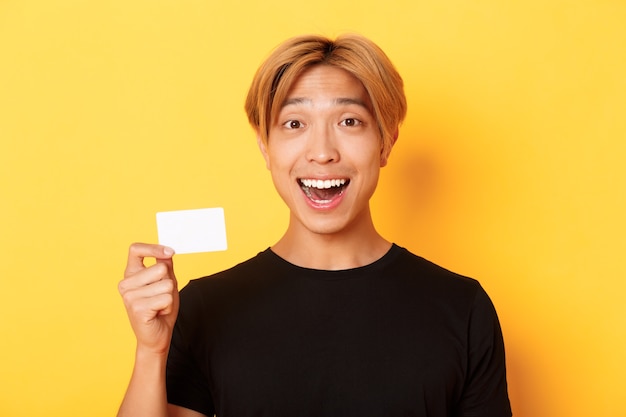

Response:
(283, 120), (303, 129)
(340, 118), (362, 127)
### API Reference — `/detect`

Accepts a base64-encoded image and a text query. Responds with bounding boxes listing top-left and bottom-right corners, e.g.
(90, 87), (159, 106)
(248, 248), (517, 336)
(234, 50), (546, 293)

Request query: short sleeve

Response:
(166, 284), (215, 416)
(456, 285), (512, 417)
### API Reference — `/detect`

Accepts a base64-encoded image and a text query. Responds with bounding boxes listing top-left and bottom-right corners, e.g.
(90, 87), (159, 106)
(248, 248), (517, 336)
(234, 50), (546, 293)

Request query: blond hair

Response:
(245, 34), (407, 158)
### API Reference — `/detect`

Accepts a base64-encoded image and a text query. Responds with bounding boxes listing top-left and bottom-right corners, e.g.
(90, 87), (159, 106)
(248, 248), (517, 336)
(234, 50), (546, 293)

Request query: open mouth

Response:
(298, 178), (349, 204)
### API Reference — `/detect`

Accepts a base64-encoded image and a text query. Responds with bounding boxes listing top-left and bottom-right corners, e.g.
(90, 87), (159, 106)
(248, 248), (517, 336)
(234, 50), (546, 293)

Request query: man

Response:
(117, 34), (512, 417)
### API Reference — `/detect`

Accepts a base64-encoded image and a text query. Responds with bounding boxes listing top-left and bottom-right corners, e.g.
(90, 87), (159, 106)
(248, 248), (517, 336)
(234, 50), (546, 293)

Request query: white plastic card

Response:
(156, 207), (227, 254)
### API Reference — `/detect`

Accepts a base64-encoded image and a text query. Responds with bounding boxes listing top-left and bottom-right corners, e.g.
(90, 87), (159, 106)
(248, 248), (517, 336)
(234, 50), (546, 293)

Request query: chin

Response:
(297, 213), (359, 237)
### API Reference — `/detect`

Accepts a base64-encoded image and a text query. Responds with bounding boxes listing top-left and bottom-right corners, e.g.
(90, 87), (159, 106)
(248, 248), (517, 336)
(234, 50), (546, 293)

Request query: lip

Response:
(298, 177), (349, 210)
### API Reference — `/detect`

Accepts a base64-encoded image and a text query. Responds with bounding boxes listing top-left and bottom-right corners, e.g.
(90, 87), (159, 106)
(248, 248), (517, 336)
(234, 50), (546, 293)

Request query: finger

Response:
(147, 293), (175, 317)
(127, 292), (175, 324)
(121, 277), (175, 305)
(125, 242), (175, 277)
(121, 279), (176, 320)
(155, 257), (176, 285)
(157, 295), (176, 316)
(119, 262), (171, 294)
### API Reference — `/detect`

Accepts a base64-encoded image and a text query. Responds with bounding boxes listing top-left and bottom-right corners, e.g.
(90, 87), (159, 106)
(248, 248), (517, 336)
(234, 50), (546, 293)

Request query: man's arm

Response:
(116, 243), (206, 417)
(457, 286), (512, 417)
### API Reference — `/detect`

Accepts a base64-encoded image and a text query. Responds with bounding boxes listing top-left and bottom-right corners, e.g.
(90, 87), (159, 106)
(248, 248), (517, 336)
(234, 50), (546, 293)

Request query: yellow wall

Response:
(1, 1), (624, 416)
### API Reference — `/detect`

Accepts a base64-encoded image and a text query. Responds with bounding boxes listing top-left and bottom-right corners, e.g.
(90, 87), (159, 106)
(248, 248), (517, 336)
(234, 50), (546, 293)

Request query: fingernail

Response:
(163, 247), (175, 256)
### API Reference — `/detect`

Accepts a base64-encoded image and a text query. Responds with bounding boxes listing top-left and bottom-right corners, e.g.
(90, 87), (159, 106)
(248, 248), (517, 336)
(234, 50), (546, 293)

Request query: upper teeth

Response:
(301, 179), (347, 189)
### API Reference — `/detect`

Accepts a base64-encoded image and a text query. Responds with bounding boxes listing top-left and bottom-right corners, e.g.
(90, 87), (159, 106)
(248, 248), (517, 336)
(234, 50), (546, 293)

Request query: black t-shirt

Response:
(166, 244), (511, 417)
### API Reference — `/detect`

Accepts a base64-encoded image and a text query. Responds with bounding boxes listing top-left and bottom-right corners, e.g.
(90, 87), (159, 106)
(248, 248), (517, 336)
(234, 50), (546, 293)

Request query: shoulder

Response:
(182, 248), (275, 291)
(173, 250), (278, 334)
(385, 244), (503, 323)
(390, 244), (482, 293)
(177, 248), (283, 312)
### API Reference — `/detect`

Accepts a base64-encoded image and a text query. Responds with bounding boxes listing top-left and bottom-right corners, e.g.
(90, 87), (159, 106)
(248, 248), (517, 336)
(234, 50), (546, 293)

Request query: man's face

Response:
(258, 64), (387, 237)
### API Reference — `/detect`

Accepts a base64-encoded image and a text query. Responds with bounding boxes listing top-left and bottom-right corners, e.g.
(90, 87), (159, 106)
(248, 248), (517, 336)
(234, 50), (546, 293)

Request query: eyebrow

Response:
(281, 97), (370, 109)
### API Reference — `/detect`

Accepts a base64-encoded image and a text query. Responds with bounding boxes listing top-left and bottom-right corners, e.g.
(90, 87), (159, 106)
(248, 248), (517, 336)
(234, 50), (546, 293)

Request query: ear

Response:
(380, 129), (399, 167)
(256, 132), (271, 170)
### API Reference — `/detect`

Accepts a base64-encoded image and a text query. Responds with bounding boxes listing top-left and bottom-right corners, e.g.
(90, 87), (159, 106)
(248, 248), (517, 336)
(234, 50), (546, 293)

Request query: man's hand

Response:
(118, 243), (179, 355)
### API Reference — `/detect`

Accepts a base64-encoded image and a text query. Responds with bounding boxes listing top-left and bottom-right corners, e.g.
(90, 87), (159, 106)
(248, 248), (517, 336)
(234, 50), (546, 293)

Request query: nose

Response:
(305, 124), (339, 164)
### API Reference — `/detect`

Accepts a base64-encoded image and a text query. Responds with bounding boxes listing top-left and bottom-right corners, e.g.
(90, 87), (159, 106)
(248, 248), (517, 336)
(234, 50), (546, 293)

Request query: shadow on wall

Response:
(374, 132), (449, 254)
(376, 135), (529, 416)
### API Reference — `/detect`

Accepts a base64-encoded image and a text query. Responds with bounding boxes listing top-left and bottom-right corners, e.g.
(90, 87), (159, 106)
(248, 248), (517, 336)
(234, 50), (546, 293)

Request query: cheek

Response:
(355, 146), (385, 170)
(266, 152), (295, 186)
(266, 143), (302, 170)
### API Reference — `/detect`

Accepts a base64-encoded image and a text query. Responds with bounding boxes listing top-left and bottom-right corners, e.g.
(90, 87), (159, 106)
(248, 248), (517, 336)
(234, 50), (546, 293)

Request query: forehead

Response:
(280, 65), (371, 108)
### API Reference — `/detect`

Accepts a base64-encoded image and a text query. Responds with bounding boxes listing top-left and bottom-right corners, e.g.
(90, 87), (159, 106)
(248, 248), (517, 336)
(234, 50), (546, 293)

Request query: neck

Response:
(271, 213), (391, 270)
